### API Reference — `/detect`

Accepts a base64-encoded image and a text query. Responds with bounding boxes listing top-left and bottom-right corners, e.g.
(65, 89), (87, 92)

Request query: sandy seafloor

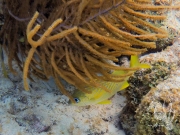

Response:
(0, 60), (127, 135)
(2, 40), (180, 135)
(0, 2), (180, 135)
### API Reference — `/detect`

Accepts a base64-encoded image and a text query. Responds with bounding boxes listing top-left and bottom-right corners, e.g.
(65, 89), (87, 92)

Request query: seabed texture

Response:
(0, 1), (180, 135)
(1, 40), (180, 135)
(3, 41), (180, 135)
(0, 59), (126, 135)
(2, 41), (180, 135)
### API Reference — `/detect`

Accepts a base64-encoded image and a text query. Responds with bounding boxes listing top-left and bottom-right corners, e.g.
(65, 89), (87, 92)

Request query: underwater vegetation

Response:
(0, 0), (180, 103)
(72, 55), (150, 106)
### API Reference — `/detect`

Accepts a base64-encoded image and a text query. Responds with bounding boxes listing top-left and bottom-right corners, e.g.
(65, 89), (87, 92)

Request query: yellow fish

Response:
(71, 55), (150, 106)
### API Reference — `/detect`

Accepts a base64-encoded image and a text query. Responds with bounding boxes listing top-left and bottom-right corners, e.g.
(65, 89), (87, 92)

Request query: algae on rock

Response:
(120, 61), (174, 135)
(135, 87), (180, 135)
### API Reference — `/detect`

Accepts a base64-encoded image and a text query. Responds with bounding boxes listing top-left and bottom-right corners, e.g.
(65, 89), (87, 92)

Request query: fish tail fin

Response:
(130, 55), (150, 69)
(119, 81), (129, 91)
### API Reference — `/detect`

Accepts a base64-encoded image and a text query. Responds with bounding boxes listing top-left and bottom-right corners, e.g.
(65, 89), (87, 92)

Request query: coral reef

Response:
(120, 61), (173, 135)
(1, 0), (180, 102)
(120, 40), (180, 134)
(126, 61), (174, 108)
(136, 87), (180, 135)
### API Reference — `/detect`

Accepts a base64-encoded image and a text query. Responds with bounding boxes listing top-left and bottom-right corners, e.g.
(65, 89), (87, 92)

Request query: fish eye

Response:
(74, 98), (80, 103)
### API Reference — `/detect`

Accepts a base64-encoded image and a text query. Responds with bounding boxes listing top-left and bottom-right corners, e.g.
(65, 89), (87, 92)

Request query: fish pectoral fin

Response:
(119, 81), (129, 91)
(97, 100), (111, 104)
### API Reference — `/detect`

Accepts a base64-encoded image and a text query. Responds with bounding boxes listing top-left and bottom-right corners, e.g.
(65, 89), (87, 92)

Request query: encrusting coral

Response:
(119, 61), (174, 134)
(0, 0), (180, 103)
(136, 88), (180, 135)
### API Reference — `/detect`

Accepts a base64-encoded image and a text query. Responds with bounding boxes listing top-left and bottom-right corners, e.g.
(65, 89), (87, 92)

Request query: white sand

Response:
(0, 62), (126, 135)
